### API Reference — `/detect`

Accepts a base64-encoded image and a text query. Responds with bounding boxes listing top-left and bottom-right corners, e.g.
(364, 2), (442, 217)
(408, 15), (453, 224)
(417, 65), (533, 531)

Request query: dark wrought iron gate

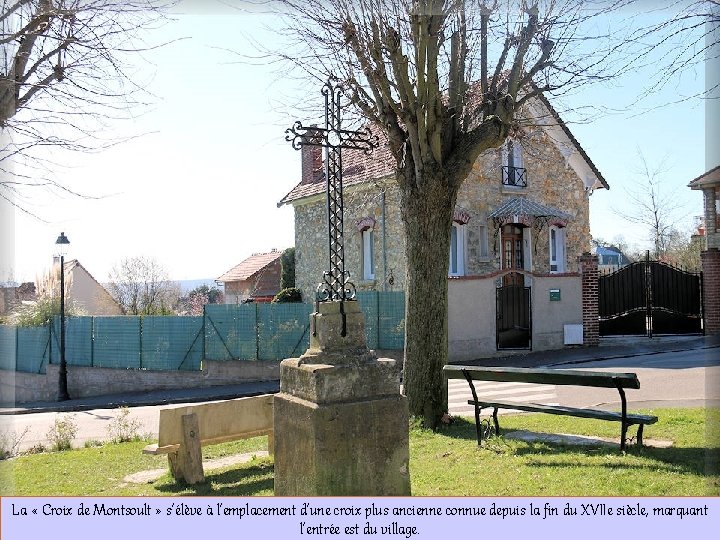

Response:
(599, 259), (702, 337)
(497, 273), (532, 349)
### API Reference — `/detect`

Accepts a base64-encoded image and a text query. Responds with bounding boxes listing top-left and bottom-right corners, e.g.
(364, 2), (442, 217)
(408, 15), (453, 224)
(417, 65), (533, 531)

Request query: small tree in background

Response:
(182, 284), (224, 315)
(107, 256), (180, 315)
(280, 247), (296, 290)
(616, 151), (687, 260)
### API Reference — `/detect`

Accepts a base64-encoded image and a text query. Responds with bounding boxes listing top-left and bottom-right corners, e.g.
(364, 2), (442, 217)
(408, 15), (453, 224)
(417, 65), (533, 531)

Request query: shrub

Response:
(272, 287), (302, 303)
(106, 407), (141, 443)
(46, 415), (78, 451)
(0, 427), (29, 460)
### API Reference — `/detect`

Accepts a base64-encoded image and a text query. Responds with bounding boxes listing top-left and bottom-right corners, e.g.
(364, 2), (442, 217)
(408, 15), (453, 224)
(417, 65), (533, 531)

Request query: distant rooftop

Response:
(217, 250), (283, 282)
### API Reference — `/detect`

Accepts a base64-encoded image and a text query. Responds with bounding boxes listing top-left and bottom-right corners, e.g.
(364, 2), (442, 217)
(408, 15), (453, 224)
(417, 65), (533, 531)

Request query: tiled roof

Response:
(278, 90), (608, 206)
(217, 251), (283, 282)
(490, 197), (572, 221)
(277, 129), (395, 207)
(688, 164), (720, 189)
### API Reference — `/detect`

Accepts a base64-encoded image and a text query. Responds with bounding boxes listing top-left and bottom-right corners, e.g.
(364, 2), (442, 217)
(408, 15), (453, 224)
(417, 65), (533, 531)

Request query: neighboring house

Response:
(2, 261), (122, 318)
(688, 165), (720, 250)
(279, 92), (608, 358)
(0, 282), (36, 317)
(60, 259), (123, 316)
(217, 250), (284, 304)
(592, 242), (632, 272)
(689, 165), (720, 335)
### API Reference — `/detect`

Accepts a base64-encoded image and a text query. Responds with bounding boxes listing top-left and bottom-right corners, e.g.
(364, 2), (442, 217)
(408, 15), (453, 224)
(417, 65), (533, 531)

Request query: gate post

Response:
(701, 248), (720, 335)
(579, 252), (599, 346)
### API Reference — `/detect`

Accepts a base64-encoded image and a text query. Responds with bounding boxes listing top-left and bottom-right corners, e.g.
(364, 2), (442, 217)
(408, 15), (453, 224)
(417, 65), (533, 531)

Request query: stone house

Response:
(279, 94), (608, 358)
(688, 165), (720, 250)
(217, 250), (283, 304)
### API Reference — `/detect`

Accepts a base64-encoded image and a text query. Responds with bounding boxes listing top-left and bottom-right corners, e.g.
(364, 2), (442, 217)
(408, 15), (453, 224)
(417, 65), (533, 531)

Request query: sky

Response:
(2, 0), (715, 285)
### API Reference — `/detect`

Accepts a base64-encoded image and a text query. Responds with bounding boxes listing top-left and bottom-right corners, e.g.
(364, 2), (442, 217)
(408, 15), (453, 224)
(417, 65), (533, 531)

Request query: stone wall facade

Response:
(293, 126), (593, 304)
(702, 187), (720, 249)
(294, 184), (407, 302)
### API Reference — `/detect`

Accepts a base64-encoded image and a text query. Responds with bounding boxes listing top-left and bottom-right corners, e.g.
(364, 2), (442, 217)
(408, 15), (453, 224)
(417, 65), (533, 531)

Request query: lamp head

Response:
(55, 232), (70, 257)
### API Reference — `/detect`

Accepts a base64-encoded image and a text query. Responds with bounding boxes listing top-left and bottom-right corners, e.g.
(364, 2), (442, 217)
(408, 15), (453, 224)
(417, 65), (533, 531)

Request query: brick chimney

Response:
(301, 126), (323, 185)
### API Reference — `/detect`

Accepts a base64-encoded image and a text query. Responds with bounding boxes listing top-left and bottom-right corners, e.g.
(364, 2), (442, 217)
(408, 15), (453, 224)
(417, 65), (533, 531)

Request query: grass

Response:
(1, 408), (717, 497)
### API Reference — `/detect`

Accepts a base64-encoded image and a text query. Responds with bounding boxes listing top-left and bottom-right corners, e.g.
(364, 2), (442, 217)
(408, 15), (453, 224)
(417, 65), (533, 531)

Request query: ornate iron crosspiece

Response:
(285, 80), (378, 334)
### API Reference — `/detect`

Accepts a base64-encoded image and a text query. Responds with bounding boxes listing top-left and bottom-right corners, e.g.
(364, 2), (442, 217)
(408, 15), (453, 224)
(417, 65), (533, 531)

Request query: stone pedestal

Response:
(273, 300), (410, 495)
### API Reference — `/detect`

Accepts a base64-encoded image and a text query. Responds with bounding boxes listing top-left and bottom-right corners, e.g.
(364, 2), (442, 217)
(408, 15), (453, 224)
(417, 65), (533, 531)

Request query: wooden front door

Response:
(501, 224), (524, 286)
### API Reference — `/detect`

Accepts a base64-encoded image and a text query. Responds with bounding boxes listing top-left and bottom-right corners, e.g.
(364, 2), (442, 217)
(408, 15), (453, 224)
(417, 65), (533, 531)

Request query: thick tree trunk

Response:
(400, 173), (458, 429)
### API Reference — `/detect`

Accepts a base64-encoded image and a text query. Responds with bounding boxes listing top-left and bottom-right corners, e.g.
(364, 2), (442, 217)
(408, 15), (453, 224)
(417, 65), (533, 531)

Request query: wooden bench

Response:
(143, 394), (273, 484)
(443, 365), (658, 451)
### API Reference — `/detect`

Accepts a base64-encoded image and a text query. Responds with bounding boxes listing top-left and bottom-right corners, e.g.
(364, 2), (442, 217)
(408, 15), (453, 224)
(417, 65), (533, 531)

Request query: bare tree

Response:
(621, 0), (719, 106)
(616, 150), (687, 260)
(107, 256), (179, 315)
(0, 0), (175, 216)
(267, 0), (639, 427)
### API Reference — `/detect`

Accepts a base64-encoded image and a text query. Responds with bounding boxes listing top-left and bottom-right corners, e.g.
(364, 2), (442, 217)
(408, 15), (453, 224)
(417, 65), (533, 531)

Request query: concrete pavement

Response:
(1, 334), (717, 416)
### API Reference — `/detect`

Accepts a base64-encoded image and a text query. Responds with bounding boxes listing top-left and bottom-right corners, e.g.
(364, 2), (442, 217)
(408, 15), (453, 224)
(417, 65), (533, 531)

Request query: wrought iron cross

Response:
(285, 80), (378, 310)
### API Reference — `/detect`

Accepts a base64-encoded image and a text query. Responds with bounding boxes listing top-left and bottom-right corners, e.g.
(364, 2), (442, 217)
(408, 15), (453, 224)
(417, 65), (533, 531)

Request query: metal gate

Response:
(496, 273), (532, 349)
(599, 259), (702, 337)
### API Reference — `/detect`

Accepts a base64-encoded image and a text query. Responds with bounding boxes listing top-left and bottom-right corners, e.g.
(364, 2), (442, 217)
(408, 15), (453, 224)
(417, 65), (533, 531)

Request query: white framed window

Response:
(501, 138), (526, 187)
(449, 222), (466, 276)
(549, 226), (566, 273)
(362, 228), (375, 280)
(503, 138), (524, 169)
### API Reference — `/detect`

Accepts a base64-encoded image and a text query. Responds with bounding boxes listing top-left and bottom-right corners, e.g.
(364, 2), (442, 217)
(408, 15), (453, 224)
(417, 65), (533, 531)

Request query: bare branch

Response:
(1, 0), (179, 214)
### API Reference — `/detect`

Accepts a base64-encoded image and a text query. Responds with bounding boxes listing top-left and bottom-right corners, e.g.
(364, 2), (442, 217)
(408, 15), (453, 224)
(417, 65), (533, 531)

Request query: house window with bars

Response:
(501, 138), (527, 187)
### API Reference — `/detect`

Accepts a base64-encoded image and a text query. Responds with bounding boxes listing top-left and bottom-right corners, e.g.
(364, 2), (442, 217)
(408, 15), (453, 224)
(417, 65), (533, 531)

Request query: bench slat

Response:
(143, 429), (273, 456)
(469, 400), (658, 425)
(444, 365), (640, 389)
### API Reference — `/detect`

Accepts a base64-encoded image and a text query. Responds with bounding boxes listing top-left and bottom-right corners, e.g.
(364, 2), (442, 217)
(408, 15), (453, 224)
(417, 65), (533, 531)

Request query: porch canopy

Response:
(490, 197), (572, 229)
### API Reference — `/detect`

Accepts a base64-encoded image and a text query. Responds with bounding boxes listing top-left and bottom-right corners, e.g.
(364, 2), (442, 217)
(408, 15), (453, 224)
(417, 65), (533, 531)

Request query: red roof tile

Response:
(217, 251), (283, 282)
(278, 90), (608, 205)
(278, 129), (395, 206)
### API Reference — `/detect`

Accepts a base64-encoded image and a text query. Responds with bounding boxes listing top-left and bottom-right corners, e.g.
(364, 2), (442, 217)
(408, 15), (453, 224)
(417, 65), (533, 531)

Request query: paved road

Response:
(1, 401), (205, 453)
(2, 342), (717, 454)
(447, 347), (718, 416)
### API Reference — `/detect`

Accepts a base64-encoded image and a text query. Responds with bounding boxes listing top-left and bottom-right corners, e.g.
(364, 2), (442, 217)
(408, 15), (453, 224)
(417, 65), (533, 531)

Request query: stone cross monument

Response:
(275, 80), (410, 495)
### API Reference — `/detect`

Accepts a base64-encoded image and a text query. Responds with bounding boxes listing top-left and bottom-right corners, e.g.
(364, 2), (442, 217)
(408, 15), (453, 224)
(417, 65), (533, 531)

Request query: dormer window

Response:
(501, 138), (527, 188)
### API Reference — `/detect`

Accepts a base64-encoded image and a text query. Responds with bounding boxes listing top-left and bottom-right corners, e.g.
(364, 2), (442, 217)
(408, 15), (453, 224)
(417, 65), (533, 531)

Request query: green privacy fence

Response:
(203, 303), (314, 361)
(3, 292), (405, 374)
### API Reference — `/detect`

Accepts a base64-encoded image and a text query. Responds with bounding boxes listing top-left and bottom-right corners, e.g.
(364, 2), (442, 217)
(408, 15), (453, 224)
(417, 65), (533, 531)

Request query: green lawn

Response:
(1, 408), (717, 496)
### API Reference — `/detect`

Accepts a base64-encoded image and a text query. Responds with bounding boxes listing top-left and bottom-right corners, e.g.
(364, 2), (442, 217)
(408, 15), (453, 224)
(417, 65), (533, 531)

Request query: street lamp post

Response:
(55, 232), (70, 401)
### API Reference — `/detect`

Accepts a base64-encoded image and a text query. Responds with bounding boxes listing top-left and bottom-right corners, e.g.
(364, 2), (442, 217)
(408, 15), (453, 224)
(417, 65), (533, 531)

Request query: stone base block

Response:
(273, 391), (410, 496)
(279, 357), (401, 404)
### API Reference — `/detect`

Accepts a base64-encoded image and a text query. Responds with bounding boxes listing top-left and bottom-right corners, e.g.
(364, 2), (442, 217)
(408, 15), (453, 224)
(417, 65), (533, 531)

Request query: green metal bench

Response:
(443, 365), (658, 451)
